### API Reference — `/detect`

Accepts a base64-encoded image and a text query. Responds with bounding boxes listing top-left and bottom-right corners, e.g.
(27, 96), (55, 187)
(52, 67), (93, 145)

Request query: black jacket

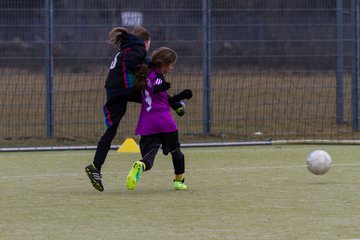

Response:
(105, 34), (147, 98)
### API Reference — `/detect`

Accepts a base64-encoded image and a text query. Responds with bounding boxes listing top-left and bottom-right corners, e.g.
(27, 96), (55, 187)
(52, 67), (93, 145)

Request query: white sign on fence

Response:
(121, 11), (143, 26)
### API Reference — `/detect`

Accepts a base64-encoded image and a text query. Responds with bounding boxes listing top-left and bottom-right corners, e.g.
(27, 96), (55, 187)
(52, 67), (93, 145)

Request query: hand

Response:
(170, 100), (185, 117)
(153, 81), (171, 93)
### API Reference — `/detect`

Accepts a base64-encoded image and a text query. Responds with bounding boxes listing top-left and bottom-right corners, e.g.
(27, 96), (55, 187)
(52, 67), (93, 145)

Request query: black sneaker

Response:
(85, 164), (104, 191)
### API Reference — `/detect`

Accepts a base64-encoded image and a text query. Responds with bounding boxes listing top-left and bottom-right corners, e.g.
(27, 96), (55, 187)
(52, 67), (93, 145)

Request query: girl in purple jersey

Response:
(126, 47), (192, 191)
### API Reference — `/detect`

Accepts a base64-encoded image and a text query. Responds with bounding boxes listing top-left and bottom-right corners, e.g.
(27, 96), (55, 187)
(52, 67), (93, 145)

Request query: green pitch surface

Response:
(1, 145), (360, 240)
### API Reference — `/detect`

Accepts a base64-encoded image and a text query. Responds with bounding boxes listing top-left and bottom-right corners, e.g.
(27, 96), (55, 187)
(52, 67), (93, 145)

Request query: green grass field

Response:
(1, 145), (360, 240)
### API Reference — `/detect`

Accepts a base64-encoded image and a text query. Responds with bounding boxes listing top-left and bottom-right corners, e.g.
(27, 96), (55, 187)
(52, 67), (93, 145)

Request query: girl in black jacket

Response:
(85, 26), (151, 192)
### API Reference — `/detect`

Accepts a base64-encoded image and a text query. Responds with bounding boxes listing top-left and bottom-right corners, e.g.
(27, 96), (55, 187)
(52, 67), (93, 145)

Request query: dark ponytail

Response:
(136, 63), (150, 90)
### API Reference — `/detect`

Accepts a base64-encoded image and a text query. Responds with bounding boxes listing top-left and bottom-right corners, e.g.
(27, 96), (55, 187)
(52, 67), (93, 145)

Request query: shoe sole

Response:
(126, 175), (136, 190)
(126, 163), (142, 190)
(85, 167), (104, 192)
(174, 182), (187, 190)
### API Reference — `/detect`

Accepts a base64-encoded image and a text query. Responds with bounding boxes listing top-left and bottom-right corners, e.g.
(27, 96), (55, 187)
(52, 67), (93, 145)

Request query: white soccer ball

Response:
(306, 150), (332, 175)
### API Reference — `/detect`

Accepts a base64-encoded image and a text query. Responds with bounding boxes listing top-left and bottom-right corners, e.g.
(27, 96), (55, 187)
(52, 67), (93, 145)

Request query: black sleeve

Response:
(151, 74), (171, 93)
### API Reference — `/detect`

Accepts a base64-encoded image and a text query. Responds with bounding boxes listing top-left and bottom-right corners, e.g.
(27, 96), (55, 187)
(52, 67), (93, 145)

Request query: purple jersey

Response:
(135, 69), (177, 135)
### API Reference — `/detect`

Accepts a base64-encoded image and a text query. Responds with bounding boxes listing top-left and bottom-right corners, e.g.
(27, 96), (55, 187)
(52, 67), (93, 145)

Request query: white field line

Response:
(1, 163), (360, 180)
(0, 144), (356, 156)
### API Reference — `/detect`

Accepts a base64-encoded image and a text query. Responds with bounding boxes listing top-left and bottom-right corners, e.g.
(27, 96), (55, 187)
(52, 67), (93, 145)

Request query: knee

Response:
(141, 145), (160, 171)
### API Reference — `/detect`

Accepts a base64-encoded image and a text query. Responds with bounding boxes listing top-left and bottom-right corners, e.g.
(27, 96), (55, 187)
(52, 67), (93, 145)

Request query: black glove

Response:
(169, 100), (185, 117)
(171, 89), (193, 102)
(153, 81), (171, 93)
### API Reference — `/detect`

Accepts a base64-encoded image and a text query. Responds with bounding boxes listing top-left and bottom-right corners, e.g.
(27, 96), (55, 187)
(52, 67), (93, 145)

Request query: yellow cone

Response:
(117, 138), (140, 153)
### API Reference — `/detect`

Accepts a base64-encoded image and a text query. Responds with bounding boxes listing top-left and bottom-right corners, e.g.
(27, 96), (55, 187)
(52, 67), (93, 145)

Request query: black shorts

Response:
(102, 89), (141, 127)
(140, 131), (180, 157)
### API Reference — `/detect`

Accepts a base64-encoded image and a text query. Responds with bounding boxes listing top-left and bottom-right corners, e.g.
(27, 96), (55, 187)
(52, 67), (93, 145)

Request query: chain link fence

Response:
(1, 0), (360, 146)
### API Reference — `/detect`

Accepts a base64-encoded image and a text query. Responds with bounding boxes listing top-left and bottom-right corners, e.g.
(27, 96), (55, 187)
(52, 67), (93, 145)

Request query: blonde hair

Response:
(108, 26), (150, 48)
(151, 47), (177, 68)
(131, 26), (150, 41)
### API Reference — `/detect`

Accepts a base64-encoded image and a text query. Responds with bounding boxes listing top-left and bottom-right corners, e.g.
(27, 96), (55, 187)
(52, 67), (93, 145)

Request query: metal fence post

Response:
(351, 0), (360, 130)
(357, 0), (360, 130)
(202, 0), (211, 135)
(45, 0), (54, 137)
(336, 0), (344, 125)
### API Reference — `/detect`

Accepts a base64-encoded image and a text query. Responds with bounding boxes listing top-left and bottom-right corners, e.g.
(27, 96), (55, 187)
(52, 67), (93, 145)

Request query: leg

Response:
(161, 131), (187, 190)
(85, 123), (119, 192)
(160, 131), (183, 175)
(139, 134), (161, 171)
(171, 149), (187, 190)
(85, 97), (127, 191)
(126, 134), (160, 190)
(171, 148), (185, 176)
(93, 121), (119, 171)
(94, 97), (128, 170)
